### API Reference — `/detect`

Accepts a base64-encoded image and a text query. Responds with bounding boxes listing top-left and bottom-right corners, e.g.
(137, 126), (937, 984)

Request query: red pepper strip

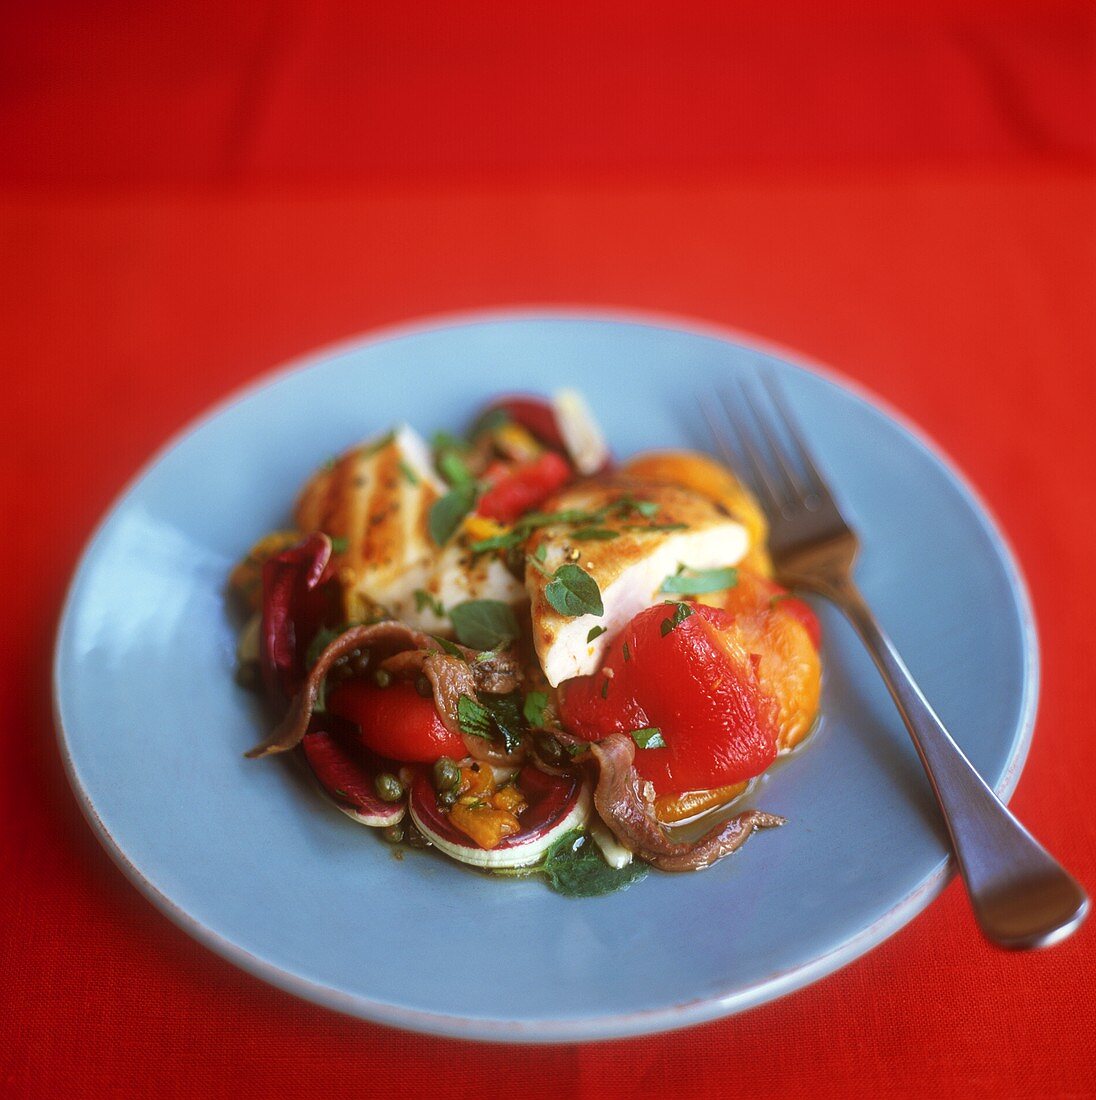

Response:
(475, 451), (573, 524)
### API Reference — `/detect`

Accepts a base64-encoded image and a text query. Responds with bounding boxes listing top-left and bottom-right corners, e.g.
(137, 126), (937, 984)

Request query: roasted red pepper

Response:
(558, 602), (777, 795)
(327, 678), (466, 762)
(476, 450), (573, 524)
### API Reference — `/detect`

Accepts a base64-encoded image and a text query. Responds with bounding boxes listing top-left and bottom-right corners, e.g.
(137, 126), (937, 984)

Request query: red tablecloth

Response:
(3, 4), (1095, 1097)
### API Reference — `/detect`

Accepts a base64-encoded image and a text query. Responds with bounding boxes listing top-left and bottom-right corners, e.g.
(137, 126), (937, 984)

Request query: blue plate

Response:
(53, 311), (1037, 1042)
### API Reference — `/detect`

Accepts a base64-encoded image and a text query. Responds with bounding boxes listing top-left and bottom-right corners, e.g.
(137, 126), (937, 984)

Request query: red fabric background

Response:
(3, 3), (1095, 1097)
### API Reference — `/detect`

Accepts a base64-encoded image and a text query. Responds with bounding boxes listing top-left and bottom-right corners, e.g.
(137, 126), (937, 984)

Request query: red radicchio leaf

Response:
(260, 532), (334, 701)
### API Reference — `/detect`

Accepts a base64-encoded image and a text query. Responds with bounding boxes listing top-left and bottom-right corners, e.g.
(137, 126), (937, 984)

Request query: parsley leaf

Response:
(587, 624), (607, 643)
(545, 564), (604, 617)
(660, 566), (738, 596)
(541, 830), (648, 897)
(327, 535), (349, 554)
(660, 601), (694, 636)
(630, 727), (666, 749)
(429, 483), (477, 545)
(449, 599), (519, 650)
(398, 459), (420, 486)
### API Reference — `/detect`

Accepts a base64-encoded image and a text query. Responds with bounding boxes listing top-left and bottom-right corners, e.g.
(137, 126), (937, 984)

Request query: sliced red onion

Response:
(259, 532), (333, 700)
(301, 728), (404, 827)
(408, 765), (590, 869)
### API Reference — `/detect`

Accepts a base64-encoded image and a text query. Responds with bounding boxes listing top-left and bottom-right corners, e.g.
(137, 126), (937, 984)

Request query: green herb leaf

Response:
(660, 566), (738, 596)
(479, 691), (527, 753)
(587, 624), (607, 643)
(545, 564), (604, 617)
(623, 523), (689, 533)
(622, 641), (631, 662)
(660, 601), (695, 636)
(327, 535), (349, 554)
(398, 459), (420, 486)
(437, 449), (474, 488)
(429, 483), (477, 545)
(449, 599), (519, 650)
(526, 549), (553, 578)
(600, 677), (610, 699)
(541, 830), (648, 898)
(430, 635), (468, 660)
(630, 727), (666, 750)
(533, 544), (548, 562)
(413, 589), (446, 617)
(615, 496), (660, 519)
(456, 694), (493, 740)
(570, 527), (620, 541)
(471, 529), (526, 554)
(522, 690), (549, 728)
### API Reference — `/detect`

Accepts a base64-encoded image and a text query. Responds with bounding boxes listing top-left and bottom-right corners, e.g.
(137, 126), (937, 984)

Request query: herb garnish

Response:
(622, 641), (631, 662)
(457, 694), (493, 740)
(430, 635), (468, 660)
(545, 564), (604, 617)
(328, 535), (349, 554)
(630, 727), (666, 750)
(429, 483), (477, 545)
(660, 601), (695, 636)
(540, 830), (648, 897)
(623, 523), (688, 533)
(660, 566), (738, 596)
(413, 589), (446, 617)
(587, 624), (607, 643)
(449, 599), (519, 650)
(570, 527), (620, 541)
(457, 692), (527, 753)
(398, 459), (420, 486)
(522, 690), (549, 728)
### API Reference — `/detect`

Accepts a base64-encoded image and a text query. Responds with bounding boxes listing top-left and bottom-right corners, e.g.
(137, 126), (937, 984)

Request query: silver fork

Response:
(704, 374), (1087, 949)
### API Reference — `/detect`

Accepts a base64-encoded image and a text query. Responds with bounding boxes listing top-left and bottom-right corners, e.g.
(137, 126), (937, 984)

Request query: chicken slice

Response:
(295, 425), (525, 629)
(526, 476), (749, 686)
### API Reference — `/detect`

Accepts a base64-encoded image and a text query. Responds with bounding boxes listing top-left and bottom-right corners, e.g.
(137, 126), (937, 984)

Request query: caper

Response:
(437, 787), (459, 809)
(381, 822), (405, 845)
(374, 772), (404, 802)
(373, 668), (392, 688)
(535, 732), (565, 767)
(433, 757), (461, 793)
(414, 674), (432, 698)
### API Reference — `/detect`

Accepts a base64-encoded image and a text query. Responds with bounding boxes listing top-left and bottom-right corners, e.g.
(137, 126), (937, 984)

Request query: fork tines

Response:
(701, 372), (833, 518)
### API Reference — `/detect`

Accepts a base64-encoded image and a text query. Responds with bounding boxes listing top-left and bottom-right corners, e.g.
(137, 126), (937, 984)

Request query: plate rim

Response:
(51, 305), (1040, 1043)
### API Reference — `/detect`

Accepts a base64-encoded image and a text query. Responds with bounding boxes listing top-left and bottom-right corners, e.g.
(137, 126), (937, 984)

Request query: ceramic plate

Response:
(53, 311), (1037, 1042)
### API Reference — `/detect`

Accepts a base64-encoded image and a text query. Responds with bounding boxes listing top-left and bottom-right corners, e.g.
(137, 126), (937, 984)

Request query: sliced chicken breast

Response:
(295, 425), (525, 628)
(526, 476), (749, 686)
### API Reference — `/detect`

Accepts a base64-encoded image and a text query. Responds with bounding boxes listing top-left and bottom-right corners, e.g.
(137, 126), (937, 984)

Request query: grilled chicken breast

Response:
(295, 426), (524, 628)
(526, 476), (749, 686)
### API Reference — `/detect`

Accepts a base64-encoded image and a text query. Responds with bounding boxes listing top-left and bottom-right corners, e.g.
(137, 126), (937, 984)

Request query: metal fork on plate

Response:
(703, 375), (1087, 949)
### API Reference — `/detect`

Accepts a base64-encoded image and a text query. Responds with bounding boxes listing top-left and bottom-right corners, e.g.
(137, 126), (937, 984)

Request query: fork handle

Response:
(816, 574), (1087, 949)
